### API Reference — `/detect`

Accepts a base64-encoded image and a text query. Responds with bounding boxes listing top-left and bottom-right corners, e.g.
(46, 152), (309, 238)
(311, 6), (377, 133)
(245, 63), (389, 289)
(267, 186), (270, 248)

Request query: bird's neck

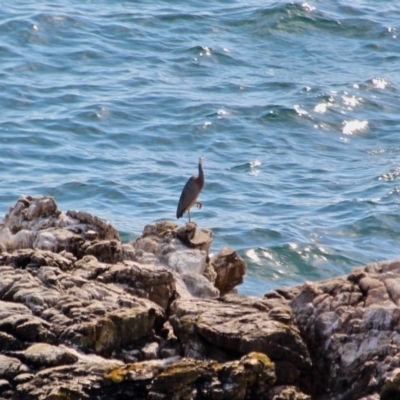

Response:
(198, 162), (204, 188)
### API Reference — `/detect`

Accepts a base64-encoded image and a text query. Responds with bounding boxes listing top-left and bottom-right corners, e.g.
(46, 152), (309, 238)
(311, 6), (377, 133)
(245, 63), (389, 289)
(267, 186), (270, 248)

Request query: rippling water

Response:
(1, 1), (400, 295)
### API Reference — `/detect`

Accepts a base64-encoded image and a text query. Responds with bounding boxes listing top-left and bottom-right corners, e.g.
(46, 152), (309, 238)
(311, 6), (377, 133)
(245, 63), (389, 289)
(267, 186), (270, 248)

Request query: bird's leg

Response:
(195, 202), (202, 209)
(188, 209), (191, 223)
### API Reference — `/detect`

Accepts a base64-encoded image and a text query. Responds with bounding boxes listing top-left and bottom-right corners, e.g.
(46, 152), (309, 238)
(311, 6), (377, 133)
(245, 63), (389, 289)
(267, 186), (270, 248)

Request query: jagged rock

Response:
(16, 355), (124, 400)
(0, 300), (56, 343)
(97, 260), (176, 310)
(211, 247), (247, 295)
(0, 256), (165, 356)
(176, 222), (213, 253)
(135, 221), (227, 299)
(7, 194), (400, 399)
(289, 257), (400, 399)
(0, 248), (75, 270)
(104, 352), (276, 400)
(66, 209), (120, 240)
(80, 239), (123, 263)
(169, 294), (312, 389)
(0, 195), (119, 254)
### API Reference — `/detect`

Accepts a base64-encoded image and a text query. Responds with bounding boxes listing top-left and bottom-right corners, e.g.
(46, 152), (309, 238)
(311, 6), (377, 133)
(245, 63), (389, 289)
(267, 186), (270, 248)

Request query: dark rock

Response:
(211, 247), (247, 295)
(176, 222), (213, 253)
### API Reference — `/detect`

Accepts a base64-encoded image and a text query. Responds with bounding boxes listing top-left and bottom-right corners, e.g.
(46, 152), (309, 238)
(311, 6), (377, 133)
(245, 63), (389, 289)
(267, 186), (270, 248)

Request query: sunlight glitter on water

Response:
(342, 120), (368, 135)
(372, 78), (388, 89)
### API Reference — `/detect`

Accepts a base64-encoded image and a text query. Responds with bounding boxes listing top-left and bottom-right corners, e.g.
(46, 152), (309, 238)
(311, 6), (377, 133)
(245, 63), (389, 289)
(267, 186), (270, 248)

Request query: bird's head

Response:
(199, 155), (204, 165)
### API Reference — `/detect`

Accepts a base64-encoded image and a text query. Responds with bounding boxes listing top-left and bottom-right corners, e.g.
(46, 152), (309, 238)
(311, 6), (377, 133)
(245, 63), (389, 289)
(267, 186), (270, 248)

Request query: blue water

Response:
(1, 1), (400, 295)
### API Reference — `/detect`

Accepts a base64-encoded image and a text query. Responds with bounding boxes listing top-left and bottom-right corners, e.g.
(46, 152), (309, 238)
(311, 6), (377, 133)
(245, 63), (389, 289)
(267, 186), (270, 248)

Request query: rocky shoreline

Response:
(0, 195), (399, 399)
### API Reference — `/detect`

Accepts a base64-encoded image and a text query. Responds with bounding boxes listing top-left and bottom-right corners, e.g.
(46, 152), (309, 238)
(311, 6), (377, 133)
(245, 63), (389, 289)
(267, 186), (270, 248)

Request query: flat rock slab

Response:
(169, 294), (312, 384)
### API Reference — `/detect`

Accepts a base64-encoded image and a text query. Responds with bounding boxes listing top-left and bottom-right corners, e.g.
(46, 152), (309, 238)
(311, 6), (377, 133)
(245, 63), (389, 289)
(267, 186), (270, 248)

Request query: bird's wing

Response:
(176, 176), (198, 218)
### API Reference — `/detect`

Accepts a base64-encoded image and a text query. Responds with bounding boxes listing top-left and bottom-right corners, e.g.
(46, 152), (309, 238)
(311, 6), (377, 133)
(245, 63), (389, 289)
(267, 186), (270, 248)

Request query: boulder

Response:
(211, 247), (247, 295)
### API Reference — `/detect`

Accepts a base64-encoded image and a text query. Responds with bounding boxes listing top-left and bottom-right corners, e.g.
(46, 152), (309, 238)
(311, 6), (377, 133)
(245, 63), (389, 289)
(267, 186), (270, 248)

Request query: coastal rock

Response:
(0, 195), (119, 254)
(0, 354), (28, 380)
(5, 194), (400, 399)
(0, 253), (165, 356)
(211, 247), (247, 295)
(176, 222), (213, 253)
(289, 257), (400, 399)
(80, 239), (124, 263)
(11, 343), (78, 367)
(15, 352), (276, 400)
(169, 294), (312, 390)
(135, 221), (222, 299)
(97, 259), (176, 310)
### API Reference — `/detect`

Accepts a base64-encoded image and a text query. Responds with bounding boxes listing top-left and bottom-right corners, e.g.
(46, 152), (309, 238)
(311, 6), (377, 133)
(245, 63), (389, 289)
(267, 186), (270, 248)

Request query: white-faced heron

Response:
(176, 156), (204, 223)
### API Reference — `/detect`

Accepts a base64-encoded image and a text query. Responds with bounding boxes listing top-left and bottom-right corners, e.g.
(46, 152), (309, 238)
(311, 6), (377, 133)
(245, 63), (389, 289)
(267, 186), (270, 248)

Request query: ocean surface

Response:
(1, 1), (400, 296)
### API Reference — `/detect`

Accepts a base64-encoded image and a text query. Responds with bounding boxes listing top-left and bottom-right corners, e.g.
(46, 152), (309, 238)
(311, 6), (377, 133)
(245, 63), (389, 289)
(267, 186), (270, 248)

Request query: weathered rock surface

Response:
(212, 247), (247, 295)
(281, 257), (400, 400)
(134, 220), (229, 299)
(2, 195), (400, 399)
(169, 294), (312, 392)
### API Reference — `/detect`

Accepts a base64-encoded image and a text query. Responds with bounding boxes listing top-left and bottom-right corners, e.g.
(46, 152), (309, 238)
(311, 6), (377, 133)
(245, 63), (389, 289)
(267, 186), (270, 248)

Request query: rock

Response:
(169, 294), (312, 387)
(17, 356), (124, 400)
(135, 221), (234, 299)
(266, 385), (311, 400)
(211, 247), (247, 295)
(0, 300), (56, 343)
(0, 248), (75, 270)
(3, 195), (60, 234)
(8, 352), (276, 399)
(0, 256), (165, 355)
(97, 260), (176, 310)
(13, 343), (78, 367)
(141, 342), (160, 360)
(106, 352), (276, 400)
(8, 194), (400, 399)
(13, 373), (34, 384)
(0, 354), (28, 380)
(0, 379), (11, 393)
(65, 209), (120, 240)
(80, 239), (123, 263)
(0, 195), (119, 254)
(33, 227), (85, 255)
(289, 258), (400, 399)
(176, 222), (213, 253)
(181, 273), (219, 298)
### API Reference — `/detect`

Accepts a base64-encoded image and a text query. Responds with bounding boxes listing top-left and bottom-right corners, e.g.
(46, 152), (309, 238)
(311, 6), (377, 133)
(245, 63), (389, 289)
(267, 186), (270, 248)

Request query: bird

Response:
(176, 156), (204, 223)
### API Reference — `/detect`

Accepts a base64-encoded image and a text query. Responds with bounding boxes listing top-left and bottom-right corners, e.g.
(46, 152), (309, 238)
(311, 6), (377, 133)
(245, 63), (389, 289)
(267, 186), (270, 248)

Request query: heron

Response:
(176, 156), (204, 223)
